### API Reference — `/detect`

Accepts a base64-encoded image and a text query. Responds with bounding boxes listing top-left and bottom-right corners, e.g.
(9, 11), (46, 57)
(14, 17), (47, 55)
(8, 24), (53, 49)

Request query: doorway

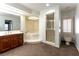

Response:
(46, 12), (55, 43)
(61, 17), (75, 45)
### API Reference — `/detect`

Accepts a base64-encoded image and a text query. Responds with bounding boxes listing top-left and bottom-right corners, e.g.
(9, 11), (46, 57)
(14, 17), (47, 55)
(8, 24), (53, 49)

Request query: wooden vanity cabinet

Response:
(0, 33), (23, 53)
(12, 34), (23, 48)
(0, 36), (11, 52)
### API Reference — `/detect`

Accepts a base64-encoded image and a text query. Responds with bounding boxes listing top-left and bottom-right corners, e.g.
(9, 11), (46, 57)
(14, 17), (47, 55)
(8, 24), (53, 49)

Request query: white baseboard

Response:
(76, 46), (79, 52)
(42, 41), (59, 48)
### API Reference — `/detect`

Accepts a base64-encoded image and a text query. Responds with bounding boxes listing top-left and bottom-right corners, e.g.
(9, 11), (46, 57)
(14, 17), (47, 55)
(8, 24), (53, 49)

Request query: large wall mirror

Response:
(0, 12), (20, 31)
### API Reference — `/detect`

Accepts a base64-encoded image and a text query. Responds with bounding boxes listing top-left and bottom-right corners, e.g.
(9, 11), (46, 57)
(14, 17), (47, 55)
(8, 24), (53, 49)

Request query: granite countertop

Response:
(0, 30), (23, 36)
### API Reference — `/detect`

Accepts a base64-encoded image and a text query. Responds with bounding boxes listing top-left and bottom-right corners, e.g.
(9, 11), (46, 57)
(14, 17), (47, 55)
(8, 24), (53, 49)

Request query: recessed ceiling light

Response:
(46, 3), (50, 7)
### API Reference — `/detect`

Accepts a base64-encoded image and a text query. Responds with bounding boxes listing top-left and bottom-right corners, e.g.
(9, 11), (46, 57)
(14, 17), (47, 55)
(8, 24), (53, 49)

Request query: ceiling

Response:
(5, 3), (77, 16)
(20, 3), (54, 12)
(0, 12), (19, 17)
(20, 3), (76, 12)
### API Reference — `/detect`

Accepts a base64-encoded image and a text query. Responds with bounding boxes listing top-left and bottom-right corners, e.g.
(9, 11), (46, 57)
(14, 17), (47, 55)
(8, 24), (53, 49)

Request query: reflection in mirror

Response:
(5, 20), (12, 31)
(0, 12), (20, 31)
(46, 10), (55, 43)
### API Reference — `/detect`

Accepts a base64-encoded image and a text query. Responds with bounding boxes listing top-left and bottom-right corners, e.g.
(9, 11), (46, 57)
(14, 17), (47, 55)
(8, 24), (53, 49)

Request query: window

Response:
(63, 19), (71, 32)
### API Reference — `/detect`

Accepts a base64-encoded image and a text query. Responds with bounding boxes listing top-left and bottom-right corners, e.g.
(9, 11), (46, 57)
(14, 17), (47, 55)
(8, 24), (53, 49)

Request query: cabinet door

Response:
(13, 35), (19, 48)
(0, 36), (10, 52)
(14, 34), (23, 46)
(0, 37), (3, 52)
(10, 35), (14, 48)
(18, 34), (23, 46)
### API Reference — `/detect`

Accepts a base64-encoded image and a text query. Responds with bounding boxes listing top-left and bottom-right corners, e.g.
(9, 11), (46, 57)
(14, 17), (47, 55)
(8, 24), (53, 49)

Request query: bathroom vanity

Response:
(0, 31), (23, 53)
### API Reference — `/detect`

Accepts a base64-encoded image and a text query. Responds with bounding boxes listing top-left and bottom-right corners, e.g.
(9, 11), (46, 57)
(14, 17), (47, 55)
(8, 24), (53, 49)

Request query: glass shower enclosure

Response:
(46, 12), (55, 43)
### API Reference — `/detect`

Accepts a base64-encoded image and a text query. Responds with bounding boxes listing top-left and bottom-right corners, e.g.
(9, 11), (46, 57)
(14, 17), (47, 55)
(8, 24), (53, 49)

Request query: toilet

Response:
(63, 33), (72, 45)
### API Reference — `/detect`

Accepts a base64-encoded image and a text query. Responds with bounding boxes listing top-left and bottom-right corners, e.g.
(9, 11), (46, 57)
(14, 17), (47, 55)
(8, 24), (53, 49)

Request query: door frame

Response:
(40, 7), (60, 48)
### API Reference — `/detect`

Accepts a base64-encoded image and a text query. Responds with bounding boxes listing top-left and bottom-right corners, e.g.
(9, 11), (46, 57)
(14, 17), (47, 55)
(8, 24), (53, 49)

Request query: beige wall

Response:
(25, 17), (39, 33)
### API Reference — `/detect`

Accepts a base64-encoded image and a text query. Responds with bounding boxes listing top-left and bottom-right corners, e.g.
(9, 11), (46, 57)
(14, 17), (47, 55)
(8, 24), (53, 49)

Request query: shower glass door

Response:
(46, 13), (55, 43)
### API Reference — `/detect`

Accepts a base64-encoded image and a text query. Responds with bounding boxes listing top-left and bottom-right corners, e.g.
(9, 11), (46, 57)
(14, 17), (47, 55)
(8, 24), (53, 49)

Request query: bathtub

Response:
(25, 32), (40, 42)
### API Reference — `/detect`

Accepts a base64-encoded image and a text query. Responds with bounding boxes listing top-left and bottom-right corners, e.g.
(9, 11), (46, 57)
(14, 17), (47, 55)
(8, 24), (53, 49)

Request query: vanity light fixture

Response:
(28, 16), (39, 20)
